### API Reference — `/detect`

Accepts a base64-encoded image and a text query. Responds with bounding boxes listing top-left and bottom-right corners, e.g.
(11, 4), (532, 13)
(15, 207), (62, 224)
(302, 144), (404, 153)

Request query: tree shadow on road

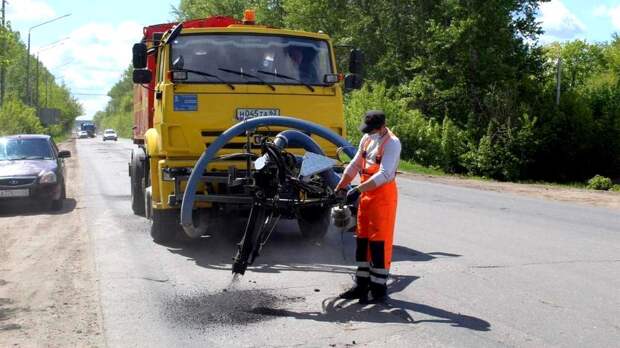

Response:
(167, 221), (359, 275)
(166, 219), (460, 276)
(164, 221), (486, 331)
(0, 198), (77, 217)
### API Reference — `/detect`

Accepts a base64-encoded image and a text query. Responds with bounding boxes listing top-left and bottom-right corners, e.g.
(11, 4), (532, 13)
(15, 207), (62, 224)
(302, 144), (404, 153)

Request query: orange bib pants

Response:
(355, 136), (398, 287)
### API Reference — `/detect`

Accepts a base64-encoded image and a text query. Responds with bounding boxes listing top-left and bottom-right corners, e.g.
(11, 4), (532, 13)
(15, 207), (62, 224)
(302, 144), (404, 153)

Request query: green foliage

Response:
(173, 0), (286, 27)
(93, 68), (134, 138)
(0, 96), (45, 135)
(154, 0), (620, 184)
(462, 114), (538, 181)
(345, 82), (471, 171)
(586, 175), (613, 191)
(398, 160), (444, 176)
(0, 25), (82, 138)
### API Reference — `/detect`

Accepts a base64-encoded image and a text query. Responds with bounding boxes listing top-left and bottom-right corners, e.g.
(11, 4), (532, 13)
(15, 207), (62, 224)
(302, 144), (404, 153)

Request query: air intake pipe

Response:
(180, 116), (356, 235)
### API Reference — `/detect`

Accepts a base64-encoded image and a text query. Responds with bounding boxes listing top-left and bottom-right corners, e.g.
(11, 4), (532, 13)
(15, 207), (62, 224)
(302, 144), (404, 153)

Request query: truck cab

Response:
(129, 12), (363, 242)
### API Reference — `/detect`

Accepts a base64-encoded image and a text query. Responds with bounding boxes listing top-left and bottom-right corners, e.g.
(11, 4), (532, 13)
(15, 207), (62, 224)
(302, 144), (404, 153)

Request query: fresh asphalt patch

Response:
(162, 287), (305, 329)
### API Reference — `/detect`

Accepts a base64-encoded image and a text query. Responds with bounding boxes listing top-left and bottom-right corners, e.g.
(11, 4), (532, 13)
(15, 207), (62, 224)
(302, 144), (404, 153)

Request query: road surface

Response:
(3, 137), (620, 347)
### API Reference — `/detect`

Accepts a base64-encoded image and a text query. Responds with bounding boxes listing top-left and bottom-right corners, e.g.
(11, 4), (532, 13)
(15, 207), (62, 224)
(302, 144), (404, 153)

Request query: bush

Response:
(440, 116), (466, 172)
(0, 96), (45, 135)
(344, 82), (469, 168)
(462, 114), (538, 181)
(586, 175), (613, 190)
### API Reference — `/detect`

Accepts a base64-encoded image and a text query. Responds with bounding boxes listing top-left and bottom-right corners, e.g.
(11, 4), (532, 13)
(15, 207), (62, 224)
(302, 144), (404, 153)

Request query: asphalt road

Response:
(76, 137), (620, 347)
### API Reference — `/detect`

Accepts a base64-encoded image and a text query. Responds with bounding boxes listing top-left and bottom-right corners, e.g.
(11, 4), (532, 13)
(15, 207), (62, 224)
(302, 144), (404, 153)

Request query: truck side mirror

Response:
(133, 69), (152, 84)
(132, 43), (148, 69)
(344, 74), (363, 90)
(349, 49), (364, 75)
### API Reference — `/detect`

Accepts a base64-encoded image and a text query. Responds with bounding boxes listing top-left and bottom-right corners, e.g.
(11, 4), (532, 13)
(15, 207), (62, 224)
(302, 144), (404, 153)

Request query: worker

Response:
(335, 110), (401, 303)
(284, 45), (318, 83)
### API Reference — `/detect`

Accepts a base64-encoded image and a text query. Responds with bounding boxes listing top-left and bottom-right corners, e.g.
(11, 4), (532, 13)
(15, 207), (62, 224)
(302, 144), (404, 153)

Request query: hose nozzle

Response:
(331, 205), (352, 229)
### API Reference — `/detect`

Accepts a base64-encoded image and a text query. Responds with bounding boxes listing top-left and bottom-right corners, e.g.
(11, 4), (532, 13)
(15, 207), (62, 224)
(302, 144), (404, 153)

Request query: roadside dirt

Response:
(402, 172), (620, 211)
(0, 139), (103, 347)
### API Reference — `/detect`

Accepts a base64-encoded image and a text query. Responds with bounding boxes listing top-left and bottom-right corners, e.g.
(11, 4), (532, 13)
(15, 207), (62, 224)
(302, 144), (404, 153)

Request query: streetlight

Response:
(45, 59), (74, 108)
(25, 13), (71, 104)
(34, 37), (69, 109)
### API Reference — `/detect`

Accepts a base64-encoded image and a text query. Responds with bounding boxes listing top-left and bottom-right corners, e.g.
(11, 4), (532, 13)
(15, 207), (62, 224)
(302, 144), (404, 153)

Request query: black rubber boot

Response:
(339, 277), (369, 300)
(359, 282), (388, 304)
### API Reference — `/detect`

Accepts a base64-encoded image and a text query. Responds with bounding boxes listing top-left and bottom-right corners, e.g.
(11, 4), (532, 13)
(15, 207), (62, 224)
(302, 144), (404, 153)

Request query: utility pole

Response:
(25, 13), (71, 105)
(1, 0), (7, 107)
(35, 54), (39, 111)
(45, 73), (48, 107)
(556, 57), (562, 106)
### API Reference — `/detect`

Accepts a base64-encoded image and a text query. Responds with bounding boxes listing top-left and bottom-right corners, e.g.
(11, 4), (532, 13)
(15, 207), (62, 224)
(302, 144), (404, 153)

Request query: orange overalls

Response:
(355, 130), (398, 288)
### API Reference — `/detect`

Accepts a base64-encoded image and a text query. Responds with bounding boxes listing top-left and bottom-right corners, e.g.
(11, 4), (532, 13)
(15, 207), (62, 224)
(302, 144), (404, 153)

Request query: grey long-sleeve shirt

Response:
(343, 130), (401, 187)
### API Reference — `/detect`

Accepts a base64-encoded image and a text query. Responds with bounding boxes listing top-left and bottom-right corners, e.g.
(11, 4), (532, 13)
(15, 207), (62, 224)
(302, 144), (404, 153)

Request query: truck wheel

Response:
(150, 209), (180, 244)
(297, 206), (330, 240)
(130, 148), (146, 216)
(131, 177), (146, 216)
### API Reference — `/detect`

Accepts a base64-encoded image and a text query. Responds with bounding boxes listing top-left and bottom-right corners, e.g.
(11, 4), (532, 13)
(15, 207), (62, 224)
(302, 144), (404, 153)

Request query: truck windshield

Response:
(0, 138), (54, 161)
(170, 34), (333, 86)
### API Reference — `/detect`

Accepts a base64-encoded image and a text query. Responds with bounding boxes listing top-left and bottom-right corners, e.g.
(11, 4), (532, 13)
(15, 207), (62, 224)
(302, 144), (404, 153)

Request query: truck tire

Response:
(297, 206), (330, 240)
(130, 147), (146, 216)
(150, 209), (181, 244)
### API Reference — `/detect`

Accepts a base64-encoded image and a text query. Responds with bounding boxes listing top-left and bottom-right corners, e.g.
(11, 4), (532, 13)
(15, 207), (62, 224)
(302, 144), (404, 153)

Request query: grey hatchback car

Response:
(0, 135), (71, 210)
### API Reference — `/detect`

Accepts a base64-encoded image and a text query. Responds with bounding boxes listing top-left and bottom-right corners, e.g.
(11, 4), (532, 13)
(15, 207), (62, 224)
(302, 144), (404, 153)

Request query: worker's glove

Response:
(346, 187), (361, 205)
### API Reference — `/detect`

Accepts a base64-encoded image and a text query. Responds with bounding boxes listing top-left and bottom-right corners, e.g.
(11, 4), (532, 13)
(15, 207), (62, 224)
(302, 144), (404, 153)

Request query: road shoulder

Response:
(0, 138), (104, 347)
(401, 172), (620, 211)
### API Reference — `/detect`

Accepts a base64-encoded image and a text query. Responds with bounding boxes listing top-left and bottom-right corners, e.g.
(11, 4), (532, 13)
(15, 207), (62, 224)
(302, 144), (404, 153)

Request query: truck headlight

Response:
(39, 171), (57, 184)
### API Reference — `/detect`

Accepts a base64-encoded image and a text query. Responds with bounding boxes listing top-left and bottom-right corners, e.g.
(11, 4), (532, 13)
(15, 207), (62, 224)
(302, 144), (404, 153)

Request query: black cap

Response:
(359, 110), (386, 133)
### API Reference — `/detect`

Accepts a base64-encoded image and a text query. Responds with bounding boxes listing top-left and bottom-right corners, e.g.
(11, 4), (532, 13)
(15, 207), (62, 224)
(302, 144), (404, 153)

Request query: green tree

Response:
(173, 0), (286, 27)
(0, 95), (45, 135)
(0, 24), (82, 137)
(94, 67), (135, 138)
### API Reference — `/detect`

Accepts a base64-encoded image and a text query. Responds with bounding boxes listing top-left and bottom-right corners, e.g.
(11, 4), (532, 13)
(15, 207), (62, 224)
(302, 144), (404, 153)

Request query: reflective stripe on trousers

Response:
(355, 166), (397, 285)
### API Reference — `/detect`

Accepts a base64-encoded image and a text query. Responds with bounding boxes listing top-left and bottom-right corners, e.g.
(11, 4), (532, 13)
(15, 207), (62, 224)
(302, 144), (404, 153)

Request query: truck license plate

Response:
(0, 189), (29, 198)
(236, 108), (280, 120)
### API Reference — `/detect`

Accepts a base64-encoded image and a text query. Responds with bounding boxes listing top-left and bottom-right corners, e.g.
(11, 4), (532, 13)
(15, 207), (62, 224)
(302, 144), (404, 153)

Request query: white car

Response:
(78, 131), (88, 139)
(102, 129), (118, 141)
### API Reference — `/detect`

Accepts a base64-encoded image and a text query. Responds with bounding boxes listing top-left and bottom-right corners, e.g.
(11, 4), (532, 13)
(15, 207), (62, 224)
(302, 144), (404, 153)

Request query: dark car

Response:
(0, 135), (71, 210)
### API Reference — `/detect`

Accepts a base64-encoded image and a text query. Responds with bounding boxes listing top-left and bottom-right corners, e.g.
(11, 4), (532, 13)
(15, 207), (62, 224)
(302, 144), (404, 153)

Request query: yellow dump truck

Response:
(129, 11), (362, 256)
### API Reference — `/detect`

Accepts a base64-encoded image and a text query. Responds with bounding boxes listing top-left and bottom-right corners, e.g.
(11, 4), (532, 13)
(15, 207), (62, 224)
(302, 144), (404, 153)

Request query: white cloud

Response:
(34, 20), (143, 118)
(6, 0), (55, 22)
(593, 4), (620, 30)
(539, 0), (586, 42)
(593, 5), (609, 17)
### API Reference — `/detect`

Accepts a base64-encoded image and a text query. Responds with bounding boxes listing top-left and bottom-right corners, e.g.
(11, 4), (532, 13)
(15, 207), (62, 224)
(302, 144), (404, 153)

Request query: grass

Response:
(398, 160), (445, 176)
(517, 180), (587, 190)
(396, 160), (619, 193)
(52, 132), (70, 144)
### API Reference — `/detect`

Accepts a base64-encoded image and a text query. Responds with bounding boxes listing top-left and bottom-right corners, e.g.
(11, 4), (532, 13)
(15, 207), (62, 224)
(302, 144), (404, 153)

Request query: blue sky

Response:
(5, 0), (620, 119)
